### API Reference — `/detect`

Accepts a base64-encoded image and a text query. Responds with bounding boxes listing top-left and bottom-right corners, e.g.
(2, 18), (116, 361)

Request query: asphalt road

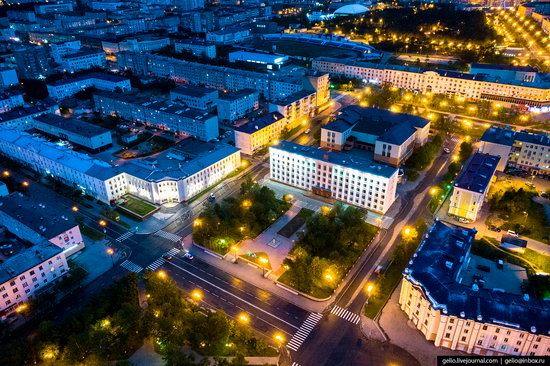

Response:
(161, 255), (310, 338)
(293, 134), (462, 366)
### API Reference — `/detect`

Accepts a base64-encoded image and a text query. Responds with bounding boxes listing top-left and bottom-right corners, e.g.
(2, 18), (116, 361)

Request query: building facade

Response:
(47, 73), (131, 100)
(59, 49), (107, 73)
(235, 112), (286, 155)
(216, 89), (259, 123)
(169, 85), (219, 110)
(269, 90), (317, 128)
(448, 153), (499, 222)
(174, 39), (217, 59)
(0, 91), (24, 114)
(270, 141), (398, 214)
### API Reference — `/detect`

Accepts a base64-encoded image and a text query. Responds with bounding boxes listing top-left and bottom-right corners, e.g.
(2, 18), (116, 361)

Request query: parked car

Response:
(525, 182), (536, 189)
(507, 230), (519, 237)
(305, 129), (311, 134)
(443, 147), (451, 154)
(458, 217), (470, 224)
(541, 191), (549, 199)
(488, 225), (501, 232)
(183, 252), (194, 261)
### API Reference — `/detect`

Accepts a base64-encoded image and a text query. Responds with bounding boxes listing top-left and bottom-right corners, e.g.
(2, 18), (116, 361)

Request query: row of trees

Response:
(281, 204), (378, 296)
(406, 134), (444, 172)
(193, 180), (290, 254)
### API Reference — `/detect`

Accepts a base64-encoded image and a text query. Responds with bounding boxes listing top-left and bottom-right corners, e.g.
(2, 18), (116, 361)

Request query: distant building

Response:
(448, 153), (500, 222)
(0, 69), (19, 88)
(0, 91), (24, 114)
(228, 50), (288, 70)
(269, 90), (317, 128)
(32, 114), (113, 151)
(59, 49), (107, 73)
(469, 63), (537, 83)
(49, 40), (82, 63)
(47, 73), (131, 100)
(321, 107), (430, 167)
(101, 35), (171, 54)
(235, 112), (286, 155)
(479, 127), (550, 176)
(174, 39), (217, 59)
(206, 27), (251, 44)
(216, 89), (259, 123)
(13, 45), (52, 79)
(34, 2), (74, 14)
(170, 85), (219, 110)
(0, 101), (59, 130)
(93, 90), (219, 141)
(270, 141), (398, 214)
(400, 220), (550, 356)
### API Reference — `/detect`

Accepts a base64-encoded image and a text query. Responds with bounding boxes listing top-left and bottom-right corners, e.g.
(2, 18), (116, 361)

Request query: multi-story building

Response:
(47, 73), (131, 100)
(93, 91), (219, 141)
(50, 40), (82, 63)
(216, 89), (259, 123)
(269, 90), (317, 128)
(479, 127), (550, 175)
(312, 57), (550, 109)
(101, 35), (171, 54)
(59, 49), (107, 73)
(235, 112), (286, 155)
(0, 68), (19, 88)
(174, 39), (217, 59)
(469, 63), (537, 83)
(32, 114), (113, 151)
(0, 233), (68, 316)
(0, 127), (241, 205)
(0, 101), (59, 130)
(229, 50), (289, 71)
(270, 141), (398, 214)
(448, 153), (500, 222)
(170, 85), (219, 110)
(321, 107), (430, 167)
(400, 220), (550, 356)
(0, 185), (85, 256)
(0, 91), (24, 114)
(205, 27), (251, 44)
(34, 2), (74, 14)
(13, 45), (52, 79)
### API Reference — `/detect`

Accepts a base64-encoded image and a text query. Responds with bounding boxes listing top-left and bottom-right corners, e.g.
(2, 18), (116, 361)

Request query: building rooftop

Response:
(219, 88), (258, 101)
(481, 127), (550, 147)
(0, 102), (58, 123)
(171, 85), (218, 98)
(48, 72), (129, 87)
(62, 48), (104, 59)
(0, 89), (23, 100)
(235, 112), (285, 134)
(453, 153), (500, 193)
(404, 220), (550, 335)
(229, 50), (288, 65)
(33, 114), (111, 138)
(272, 140), (398, 178)
(175, 38), (214, 46)
(209, 26), (248, 36)
(470, 63), (538, 73)
(272, 90), (316, 106)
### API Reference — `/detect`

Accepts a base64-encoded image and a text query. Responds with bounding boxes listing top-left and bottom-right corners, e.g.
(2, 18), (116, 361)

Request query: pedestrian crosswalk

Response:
(286, 313), (323, 351)
(120, 260), (143, 273)
(147, 258), (165, 271)
(330, 305), (361, 325)
(154, 230), (182, 242)
(165, 248), (180, 256)
(116, 231), (134, 242)
(291, 363), (301, 366)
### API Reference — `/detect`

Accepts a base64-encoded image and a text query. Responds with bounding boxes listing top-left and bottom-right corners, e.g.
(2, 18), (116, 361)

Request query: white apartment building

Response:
(0, 127), (241, 205)
(270, 141), (398, 214)
(269, 90), (317, 128)
(0, 102), (59, 130)
(312, 57), (550, 109)
(0, 236), (68, 316)
(216, 89), (259, 123)
(170, 85), (219, 110)
(174, 39), (217, 59)
(47, 73), (131, 100)
(400, 220), (550, 356)
(0, 91), (24, 114)
(235, 112), (286, 155)
(101, 36), (171, 54)
(479, 127), (550, 175)
(59, 49), (107, 73)
(50, 40), (82, 63)
(448, 153), (499, 222)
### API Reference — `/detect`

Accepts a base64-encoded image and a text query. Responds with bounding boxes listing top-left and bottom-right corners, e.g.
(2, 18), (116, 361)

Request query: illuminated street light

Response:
(430, 187), (438, 196)
(157, 270), (167, 279)
(452, 155), (459, 162)
(21, 181), (29, 187)
(259, 256), (269, 277)
(403, 226), (412, 236)
(238, 312), (250, 324)
(15, 303), (28, 313)
(241, 199), (252, 209)
(2, 170), (9, 177)
(324, 273), (334, 282)
(191, 289), (203, 301)
(99, 219), (107, 227)
(232, 245), (238, 262)
(273, 333), (285, 345)
(193, 219), (202, 227)
(72, 206), (79, 212)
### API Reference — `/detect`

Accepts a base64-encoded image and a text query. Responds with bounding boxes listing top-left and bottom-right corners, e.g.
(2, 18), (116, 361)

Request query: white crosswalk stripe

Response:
(286, 313), (322, 351)
(330, 305), (361, 325)
(120, 260), (143, 273)
(292, 363), (301, 366)
(147, 258), (165, 271)
(165, 248), (181, 256)
(116, 231), (134, 242)
(154, 230), (182, 242)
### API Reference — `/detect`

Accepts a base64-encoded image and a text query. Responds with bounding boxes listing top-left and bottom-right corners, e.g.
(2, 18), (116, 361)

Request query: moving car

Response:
(183, 252), (194, 261)
(443, 147), (451, 154)
(507, 230), (519, 237)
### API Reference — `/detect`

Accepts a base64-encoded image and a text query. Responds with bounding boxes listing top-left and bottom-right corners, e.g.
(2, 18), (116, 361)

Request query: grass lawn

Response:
(278, 271), (333, 299)
(245, 39), (360, 59)
(240, 251), (272, 271)
(277, 208), (314, 238)
(119, 196), (157, 216)
(80, 224), (105, 241)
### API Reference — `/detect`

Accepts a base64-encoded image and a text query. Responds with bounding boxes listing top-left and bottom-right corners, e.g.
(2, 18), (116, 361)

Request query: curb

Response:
(273, 280), (332, 302)
(192, 242), (224, 259)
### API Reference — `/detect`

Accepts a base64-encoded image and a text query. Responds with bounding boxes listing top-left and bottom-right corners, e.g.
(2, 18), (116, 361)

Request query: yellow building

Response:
(448, 153), (499, 222)
(234, 112), (287, 155)
(400, 221), (550, 356)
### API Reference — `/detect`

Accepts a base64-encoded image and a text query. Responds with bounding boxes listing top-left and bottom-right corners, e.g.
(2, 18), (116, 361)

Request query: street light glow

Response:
(273, 333), (285, 344)
(99, 219), (107, 227)
(194, 219), (202, 227)
(238, 312), (250, 323)
(191, 289), (203, 301)
(72, 205), (79, 212)
(2, 170), (9, 177)
(158, 270), (167, 279)
(22, 181), (29, 187)
(106, 247), (114, 256)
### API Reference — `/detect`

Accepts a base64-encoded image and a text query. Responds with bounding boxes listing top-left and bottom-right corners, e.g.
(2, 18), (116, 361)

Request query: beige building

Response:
(448, 153), (499, 222)
(234, 112), (287, 155)
(400, 221), (550, 356)
(269, 90), (317, 128)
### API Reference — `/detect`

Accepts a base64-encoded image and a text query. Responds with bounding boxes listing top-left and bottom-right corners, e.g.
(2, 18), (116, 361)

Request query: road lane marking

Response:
(330, 306), (361, 325)
(286, 313), (323, 352)
(165, 261), (300, 330)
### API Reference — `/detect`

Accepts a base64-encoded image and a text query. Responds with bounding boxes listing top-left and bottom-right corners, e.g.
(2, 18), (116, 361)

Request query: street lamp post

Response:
(259, 257), (269, 277)
(232, 246), (238, 263)
(106, 247), (115, 268)
(366, 284), (373, 304)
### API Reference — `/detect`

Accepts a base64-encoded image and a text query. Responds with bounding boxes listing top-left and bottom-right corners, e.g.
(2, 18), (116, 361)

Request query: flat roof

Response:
(229, 50), (288, 64)
(0, 102), (57, 123)
(481, 127), (550, 147)
(48, 72), (129, 87)
(171, 85), (219, 98)
(235, 112), (284, 134)
(175, 38), (215, 46)
(272, 140), (398, 178)
(454, 153), (499, 193)
(470, 63), (538, 73)
(219, 88), (258, 101)
(405, 220), (550, 334)
(62, 48), (104, 59)
(34, 114), (111, 138)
